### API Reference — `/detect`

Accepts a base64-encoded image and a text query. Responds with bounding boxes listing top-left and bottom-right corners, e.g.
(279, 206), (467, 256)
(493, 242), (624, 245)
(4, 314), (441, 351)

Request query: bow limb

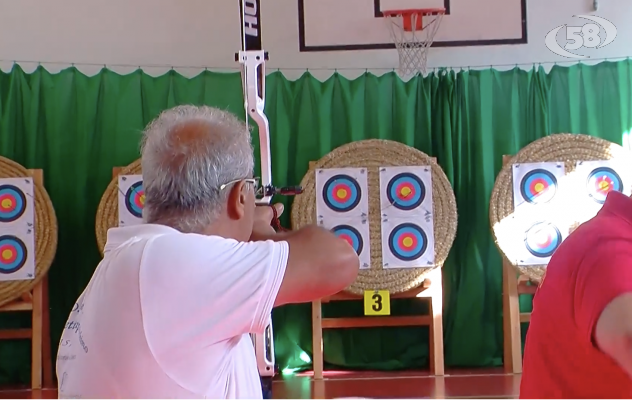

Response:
(241, 50), (273, 206)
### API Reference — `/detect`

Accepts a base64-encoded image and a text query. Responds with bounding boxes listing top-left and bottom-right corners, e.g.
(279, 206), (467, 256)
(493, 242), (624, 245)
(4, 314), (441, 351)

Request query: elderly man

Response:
(520, 191), (632, 398)
(56, 105), (360, 398)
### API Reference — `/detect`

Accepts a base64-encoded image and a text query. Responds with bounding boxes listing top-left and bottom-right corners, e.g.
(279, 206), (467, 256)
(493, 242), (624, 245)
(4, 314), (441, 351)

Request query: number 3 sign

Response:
(364, 290), (391, 316)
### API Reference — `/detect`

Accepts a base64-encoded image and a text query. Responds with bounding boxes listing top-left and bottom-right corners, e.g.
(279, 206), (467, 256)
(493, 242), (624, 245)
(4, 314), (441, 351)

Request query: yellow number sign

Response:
(363, 290), (391, 316)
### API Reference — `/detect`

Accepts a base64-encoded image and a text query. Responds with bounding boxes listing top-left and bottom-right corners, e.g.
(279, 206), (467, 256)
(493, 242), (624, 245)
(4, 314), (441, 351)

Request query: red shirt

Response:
(521, 191), (632, 398)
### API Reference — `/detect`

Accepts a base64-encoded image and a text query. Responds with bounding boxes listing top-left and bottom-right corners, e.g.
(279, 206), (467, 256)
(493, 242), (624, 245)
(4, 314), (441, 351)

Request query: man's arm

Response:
(575, 238), (632, 378)
(253, 224), (360, 307)
(595, 293), (632, 377)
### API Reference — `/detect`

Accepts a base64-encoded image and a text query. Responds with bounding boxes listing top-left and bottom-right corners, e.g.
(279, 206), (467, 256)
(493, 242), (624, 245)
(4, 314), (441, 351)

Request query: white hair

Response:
(140, 105), (254, 233)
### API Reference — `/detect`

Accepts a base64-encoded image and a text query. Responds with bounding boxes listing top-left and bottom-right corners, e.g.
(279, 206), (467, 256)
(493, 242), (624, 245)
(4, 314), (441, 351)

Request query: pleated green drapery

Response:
(0, 60), (631, 383)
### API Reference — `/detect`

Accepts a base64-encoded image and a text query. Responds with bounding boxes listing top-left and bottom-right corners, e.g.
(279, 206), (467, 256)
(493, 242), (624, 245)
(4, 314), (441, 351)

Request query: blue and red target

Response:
(0, 235), (27, 274)
(124, 181), (145, 218)
(586, 167), (623, 204)
(524, 222), (562, 258)
(0, 185), (27, 223)
(332, 225), (363, 255)
(386, 173), (425, 211)
(388, 223), (428, 261)
(520, 169), (557, 204)
(322, 175), (361, 213)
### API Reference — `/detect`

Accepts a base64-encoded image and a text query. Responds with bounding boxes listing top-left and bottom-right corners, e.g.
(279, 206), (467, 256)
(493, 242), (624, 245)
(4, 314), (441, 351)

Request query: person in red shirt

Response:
(520, 191), (632, 398)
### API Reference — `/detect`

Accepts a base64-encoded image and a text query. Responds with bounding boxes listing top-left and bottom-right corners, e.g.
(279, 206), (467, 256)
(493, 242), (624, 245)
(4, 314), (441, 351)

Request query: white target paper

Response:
(315, 168), (369, 219)
(0, 227), (35, 281)
(379, 166), (432, 218)
(0, 177), (35, 231)
(118, 175), (144, 227)
(573, 159), (632, 223)
(318, 217), (371, 270)
(381, 215), (435, 269)
(516, 219), (569, 266)
(512, 162), (565, 213)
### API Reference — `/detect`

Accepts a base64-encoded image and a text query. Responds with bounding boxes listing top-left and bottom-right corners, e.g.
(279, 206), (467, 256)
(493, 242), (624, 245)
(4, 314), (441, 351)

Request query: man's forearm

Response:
(250, 225), (327, 242)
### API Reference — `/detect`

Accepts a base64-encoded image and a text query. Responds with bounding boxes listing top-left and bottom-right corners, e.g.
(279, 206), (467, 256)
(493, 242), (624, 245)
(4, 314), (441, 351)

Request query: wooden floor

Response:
(0, 369), (520, 399)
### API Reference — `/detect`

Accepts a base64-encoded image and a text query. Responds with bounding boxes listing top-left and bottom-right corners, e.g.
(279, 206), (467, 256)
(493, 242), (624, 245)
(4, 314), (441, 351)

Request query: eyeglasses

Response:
(219, 177), (263, 197)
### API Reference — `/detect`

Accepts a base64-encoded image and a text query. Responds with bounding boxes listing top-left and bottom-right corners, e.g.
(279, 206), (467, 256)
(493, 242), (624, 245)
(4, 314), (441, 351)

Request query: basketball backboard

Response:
(298, 0), (526, 51)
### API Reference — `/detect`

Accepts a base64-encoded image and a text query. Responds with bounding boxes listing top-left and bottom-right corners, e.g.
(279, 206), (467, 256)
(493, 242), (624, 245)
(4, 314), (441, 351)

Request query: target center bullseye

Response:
(1, 249), (12, 260)
(400, 187), (412, 197)
(139, 194), (146, 205)
(534, 183), (544, 193)
(402, 237), (414, 248)
(535, 231), (549, 245)
(336, 188), (348, 199)
(1, 198), (13, 209)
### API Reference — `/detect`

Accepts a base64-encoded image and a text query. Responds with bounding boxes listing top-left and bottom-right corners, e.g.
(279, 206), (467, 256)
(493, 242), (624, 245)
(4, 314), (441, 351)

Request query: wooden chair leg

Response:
(31, 280), (43, 389)
(312, 300), (324, 380)
(503, 259), (523, 374)
(42, 276), (53, 387)
(429, 269), (445, 376)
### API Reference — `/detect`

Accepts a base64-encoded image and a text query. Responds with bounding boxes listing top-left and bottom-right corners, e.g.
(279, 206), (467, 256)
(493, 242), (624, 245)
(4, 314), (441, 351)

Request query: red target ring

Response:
(0, 244), (17, 264)
(0, 194), (16, 213)
(395, 182), (416, 200)
(397, 232), (418, 251)
(331, 183), (352, 203)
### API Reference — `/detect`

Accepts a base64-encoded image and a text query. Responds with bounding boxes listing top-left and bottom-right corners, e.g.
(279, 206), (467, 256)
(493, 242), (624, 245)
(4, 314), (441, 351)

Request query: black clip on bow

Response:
(263, 185), (304, 197)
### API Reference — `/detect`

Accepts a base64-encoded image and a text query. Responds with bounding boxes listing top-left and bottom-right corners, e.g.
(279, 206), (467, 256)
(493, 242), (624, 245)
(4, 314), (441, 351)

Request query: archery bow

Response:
(236, 0), (302, 383)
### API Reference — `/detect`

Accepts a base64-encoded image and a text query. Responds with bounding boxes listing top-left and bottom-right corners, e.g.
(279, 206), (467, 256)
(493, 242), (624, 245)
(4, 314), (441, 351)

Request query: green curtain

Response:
(0, 60), (631, 383)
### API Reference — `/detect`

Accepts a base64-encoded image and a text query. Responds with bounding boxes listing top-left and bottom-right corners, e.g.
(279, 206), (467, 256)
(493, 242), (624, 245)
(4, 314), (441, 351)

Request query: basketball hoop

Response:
(382, 8), (445, 77)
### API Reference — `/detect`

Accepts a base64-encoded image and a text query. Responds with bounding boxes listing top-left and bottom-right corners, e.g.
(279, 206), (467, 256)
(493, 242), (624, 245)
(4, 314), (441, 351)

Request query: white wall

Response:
(0, 0), (630, 80)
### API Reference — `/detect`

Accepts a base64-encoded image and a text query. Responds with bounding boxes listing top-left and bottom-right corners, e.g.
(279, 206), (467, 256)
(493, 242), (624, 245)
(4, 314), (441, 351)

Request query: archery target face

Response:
(125, 181), (145, 218)
(524, 222), (563, 258)
(0, 184), (27, 223)
(379, 166), (432, 217)
(573, 160), (632, 224)
(0, 235), (27, 274)
(316, 168), (369, 219)
(388, 223), (428, 261)
(118, 175), (145, 227)
(386, 172), (426, 211)
(586, 166), (623, 204)
(520, 169), (558, 204)
(0, 178), (34, 229)
(332, 225), (364, 256)
(381, 217), (435, 269)
(512, 162), (565, 211)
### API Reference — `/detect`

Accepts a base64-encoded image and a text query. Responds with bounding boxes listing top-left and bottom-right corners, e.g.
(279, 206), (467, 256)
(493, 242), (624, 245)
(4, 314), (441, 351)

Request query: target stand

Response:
(499, 155), (541, 374)
(307, 160), (445, 379)
(0, 169), (54, 389)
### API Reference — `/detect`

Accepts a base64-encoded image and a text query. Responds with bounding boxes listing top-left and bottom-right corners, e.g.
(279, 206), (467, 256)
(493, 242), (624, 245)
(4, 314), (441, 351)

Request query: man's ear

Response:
(226, 181), (247, 220)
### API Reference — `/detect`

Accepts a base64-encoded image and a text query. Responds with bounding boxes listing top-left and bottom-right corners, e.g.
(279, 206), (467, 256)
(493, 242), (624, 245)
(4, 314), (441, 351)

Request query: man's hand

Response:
(250, 203), (284, 241)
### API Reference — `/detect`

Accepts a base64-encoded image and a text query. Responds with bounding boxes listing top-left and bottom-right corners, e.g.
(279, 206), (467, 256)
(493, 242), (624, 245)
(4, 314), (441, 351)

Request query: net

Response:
(383, 8), (445, 77)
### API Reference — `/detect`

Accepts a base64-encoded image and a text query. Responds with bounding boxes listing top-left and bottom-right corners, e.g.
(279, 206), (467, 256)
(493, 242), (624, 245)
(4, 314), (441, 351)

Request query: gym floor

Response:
(0, 368), (520, 398)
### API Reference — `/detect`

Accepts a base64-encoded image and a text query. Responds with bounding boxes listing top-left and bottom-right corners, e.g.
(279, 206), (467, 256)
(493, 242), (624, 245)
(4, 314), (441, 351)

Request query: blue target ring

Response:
(322, 175), (361, 213)
(332, 225), (363, 256)
(0, 184), (27, 223)
(520, 169), (557, 204)
(124, 181), (145, 218)
(386, 173), (425, 211)
(0, 235), (27, 274)
(388, 223), (428, 261)
(586, 166), (623, 204)
(524, 222), (562, 258)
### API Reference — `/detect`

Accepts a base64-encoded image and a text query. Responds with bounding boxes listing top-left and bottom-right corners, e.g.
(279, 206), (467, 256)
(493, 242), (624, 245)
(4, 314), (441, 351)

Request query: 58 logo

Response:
(545, 15), (617, 59)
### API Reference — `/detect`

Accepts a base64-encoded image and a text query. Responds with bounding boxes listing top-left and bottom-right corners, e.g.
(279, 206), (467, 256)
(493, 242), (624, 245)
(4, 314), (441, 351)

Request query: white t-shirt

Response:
(56, 224), (288, 399)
